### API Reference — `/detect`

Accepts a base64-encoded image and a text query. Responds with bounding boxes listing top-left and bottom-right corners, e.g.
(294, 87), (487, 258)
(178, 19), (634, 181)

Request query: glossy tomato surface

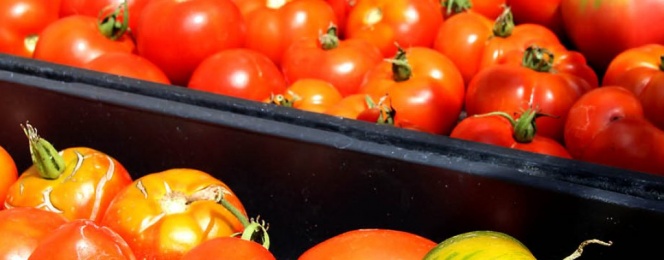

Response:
(0, 0), (59, 57)
(181, 237), (275, 260)
(0, 207), (69, 260)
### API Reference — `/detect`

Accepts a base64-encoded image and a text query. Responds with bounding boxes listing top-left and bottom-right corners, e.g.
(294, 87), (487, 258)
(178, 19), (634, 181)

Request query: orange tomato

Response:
(323, 93), (371, 119)
(0, 145), (18, 209)
(270, 79), (344, 114)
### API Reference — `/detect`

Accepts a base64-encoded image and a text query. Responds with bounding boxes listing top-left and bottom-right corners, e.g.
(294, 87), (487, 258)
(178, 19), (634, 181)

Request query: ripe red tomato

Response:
(32, 14), (135, 68)
(299, 229), (437, 260)
(100, 168), (248, 259)
(236, 0), (337, 66)
(269, 79), (343, 114)
(508, 0), (564, 38)
(564, 86), (664, 176)
(450, 109), (571, 158)
(359, 47), (465, 135)
(0, 0), (59, 57)
(5, 123), (134, 222)
(561, 0), (664, 74)
(188, 48), (287, 102)
(433, 6), (560, 86)
(84, 52), (171, 84)
(59, 0), (151, 35)
(181, 237), (275, 260)
(345, 0), (443, 58)
(323, 93), (370, 119)
(325, 0), (354, 37)
(136, 0), (246, 86)
(602, 44), (664, 131)
(465, 45), (596, 141)
(442, 0), (505, 20)
(0, 145), (18, 209)
(28, 219), (136, 260)
(0, 207), (69, 260)
(281, 25), (383, 97)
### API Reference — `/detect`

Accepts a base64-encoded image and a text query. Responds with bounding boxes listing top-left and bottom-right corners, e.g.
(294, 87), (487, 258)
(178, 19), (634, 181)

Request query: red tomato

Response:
(5, 123), (134, 222)
(84, 52), (171, 84)
(0, 0), (59, 57)
(450, 109), (571, 158)
(236, 0), (337, 66)
(136, 0), (245, 86)
(181, 237), (275, 260)
(442, 0), (505, 20)
(508, 0), (564, 38)
(323, 93), (370, 119)
(564, 86), (664, 176)
(100, 168), (248, 259)
(345, 0), (443, 58)
(433, 6), (561, 86)
(28, 219), (136, 260)
(0, 145), (18, 209)
(188, 48), (287, 102)
(359, 47), (465, 135)
(299, 229), (437, 260)
(281, 25), (383, 97)
(561, 0), (664, 74)
(269, 79), (343, 114)
(59, 0), (151, 35)
(32, 14), (134, 68)
(0, 207), (69, 260)
(602, 44), (664, 131)
(465, 45), (596, 141)
(325, 0), (354, 37)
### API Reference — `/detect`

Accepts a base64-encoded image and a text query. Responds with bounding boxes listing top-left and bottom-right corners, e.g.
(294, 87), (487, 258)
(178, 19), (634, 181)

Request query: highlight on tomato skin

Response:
(0, 207), (69, 260)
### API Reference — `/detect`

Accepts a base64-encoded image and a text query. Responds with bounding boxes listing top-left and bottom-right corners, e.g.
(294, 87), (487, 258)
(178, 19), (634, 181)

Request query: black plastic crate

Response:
(1, 54), (664, 259)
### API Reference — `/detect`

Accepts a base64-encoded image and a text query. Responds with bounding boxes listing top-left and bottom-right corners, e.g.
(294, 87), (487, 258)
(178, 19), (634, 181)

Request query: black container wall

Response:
(1, 56), (664, 259)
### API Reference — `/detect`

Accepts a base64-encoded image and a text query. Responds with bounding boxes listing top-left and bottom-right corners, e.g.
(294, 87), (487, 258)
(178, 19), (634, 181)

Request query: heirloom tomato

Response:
(561, 0), (664, 74)
(323, 93), (371, 119)
(423, 230), (536, 259)
(359, 47), (465, 135)
(0, 0), (59, 57)
(28, 219), (136, 260)
(59, 0), (151, 35)
(0, 207), (68, 260)
(442, 0), (505, 20)
(136, 0), (246, 86)
(450, 109), (571, 158)
(508, 0), (564, 38)
(100, 168), (249, 259)
(602, 44), (664, 131)
(181, 237), (275, 260)
(84, 52), (171, 84)
(345, 0), (443, 58)
(32, 8), (135, 68)
(299, 229), (437, 260)
(188, 48), (287, 102)
(235, 0), (337, 66)
(433, 6), (560, 86)
(0, 145), (18, 209)
(5, 123), (133, 222)
(269, 79), (343, 114)
(465, 45), (596, 141)
(564, 86), (664, 176)
(281, 25), (383, 97)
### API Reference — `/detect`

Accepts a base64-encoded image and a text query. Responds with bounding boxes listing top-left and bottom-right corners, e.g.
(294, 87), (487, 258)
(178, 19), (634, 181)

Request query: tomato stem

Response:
(21, 122), (65, 180)
(562, 239), (612, 260)
(659, 56), (664, 71)
(319, 24), (340, 50)
(522, 45), (554, 72)
(473, 108), (551, 143)
(387, 46), (412, 82)
(492, 5), (514, 37)
(441, 0), (473, 17)
(97, 0), (130, 40)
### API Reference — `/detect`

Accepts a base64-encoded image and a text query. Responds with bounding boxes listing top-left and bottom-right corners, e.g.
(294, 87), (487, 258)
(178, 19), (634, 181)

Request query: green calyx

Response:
(365, 95), (396, 125)
(474, 108), (553, 143)
(441, 0), (473, 17)
(522, 45), (555, 72)
(21, 122), (65, 180)
(319, 24), (340, 50)
(98, 0), (130, 40)
(492, 5), (515, 37)
(388, 46), (413, 82)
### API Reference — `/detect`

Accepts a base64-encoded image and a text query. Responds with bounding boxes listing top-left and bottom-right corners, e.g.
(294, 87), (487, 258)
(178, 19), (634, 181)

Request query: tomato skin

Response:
(281, 27), (383, 97)
(275, 79), (344, 114)
(0, 207), (69, 260)
(323, 93), (370, 119)
(0, 0), (59, 57)
(84, 52), (171, 84)
(188, 48), (287, 102)
(346, 0), (444, 58)
(239, 0), (337, 66)
(136, 0), (246, 86)
(28, 219), (136, 260)
(508, 0), (564, 38)
(561, 0), (664, 73)
(32, 15), (135, 68)
(450, 115), (571, 158)
(325, 0), (354, 37)
(299, 229), (437, 260)
(59, 0), (151, 35)
(0, 145), (18, 209)
(100, 168), (247, 260)
(602, 44), (664, 131)
(181, 237), (275, 260)
(564, 86), (664, 175)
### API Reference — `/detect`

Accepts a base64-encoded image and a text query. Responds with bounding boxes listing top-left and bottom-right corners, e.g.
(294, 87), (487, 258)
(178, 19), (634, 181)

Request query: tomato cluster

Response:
(1, 0), (664, 207)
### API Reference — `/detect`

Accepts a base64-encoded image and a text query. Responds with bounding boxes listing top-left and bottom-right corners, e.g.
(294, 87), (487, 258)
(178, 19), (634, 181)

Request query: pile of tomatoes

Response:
(1, 0), (664, 175)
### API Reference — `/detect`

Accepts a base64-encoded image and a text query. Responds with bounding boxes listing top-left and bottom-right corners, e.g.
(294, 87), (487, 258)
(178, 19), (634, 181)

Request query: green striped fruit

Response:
(423, 230), (536, 260)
